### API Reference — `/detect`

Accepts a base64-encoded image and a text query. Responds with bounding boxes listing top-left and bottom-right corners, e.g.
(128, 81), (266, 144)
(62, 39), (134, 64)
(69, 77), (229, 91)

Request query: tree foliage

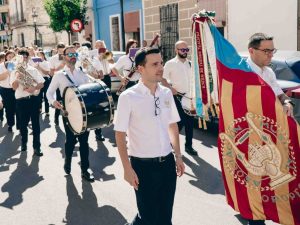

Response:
(44, 0), (87, 33)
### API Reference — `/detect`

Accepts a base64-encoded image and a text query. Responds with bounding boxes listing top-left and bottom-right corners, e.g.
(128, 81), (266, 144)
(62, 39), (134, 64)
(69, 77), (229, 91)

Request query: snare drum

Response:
(63, 81), (114, 135)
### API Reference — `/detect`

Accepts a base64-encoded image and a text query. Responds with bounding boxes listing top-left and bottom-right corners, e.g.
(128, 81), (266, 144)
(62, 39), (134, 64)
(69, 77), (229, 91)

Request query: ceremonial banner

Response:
(196, 11), (300, 225)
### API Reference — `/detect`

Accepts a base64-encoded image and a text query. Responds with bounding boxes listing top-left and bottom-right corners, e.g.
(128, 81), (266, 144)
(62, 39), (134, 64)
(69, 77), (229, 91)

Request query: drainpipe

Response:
(120, 0), (125, 51)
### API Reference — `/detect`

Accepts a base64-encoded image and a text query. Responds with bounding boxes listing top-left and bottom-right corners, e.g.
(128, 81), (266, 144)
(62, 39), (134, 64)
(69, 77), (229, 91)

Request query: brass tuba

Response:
(77, 46), (98, 76)
(102, 51), (113, 61)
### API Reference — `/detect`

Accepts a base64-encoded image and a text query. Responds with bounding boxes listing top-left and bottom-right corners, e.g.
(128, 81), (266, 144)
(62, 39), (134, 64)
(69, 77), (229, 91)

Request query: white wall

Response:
(227, 0), (297, 52)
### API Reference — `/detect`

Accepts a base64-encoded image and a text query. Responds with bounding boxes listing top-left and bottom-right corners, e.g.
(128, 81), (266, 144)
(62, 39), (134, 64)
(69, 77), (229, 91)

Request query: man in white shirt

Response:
(246, 33), (294, 225)
(162, 40), (198, 156)
(49, 43), (66, 126)
(11, 49), (44, 156)
(114, 47), (185, 225)
(46, 45), (94, 182)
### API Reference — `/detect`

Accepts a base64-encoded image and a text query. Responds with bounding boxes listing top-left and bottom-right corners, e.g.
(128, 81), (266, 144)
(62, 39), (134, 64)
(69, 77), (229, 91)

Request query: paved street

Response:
(0, 107), (277, 225)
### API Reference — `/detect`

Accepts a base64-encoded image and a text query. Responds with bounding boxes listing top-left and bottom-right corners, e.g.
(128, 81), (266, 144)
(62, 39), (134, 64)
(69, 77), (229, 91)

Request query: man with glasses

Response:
(114, 47), (185, 225)
(162, 40), (198, 156)
(246, 33), (294, 225)
(11, 48), (45, 156)
(247, 33), (293, 118)
(46, 45), (94, 182)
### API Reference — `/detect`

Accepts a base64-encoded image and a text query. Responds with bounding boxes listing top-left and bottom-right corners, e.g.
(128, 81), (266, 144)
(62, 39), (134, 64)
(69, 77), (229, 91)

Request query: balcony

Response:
(9, 13), (26, 27)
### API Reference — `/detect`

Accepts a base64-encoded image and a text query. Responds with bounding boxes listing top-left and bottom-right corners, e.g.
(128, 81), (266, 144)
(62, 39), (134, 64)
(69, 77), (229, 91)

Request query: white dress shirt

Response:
(0, 63), (11, 88)
(10, 64), (45, 99)
(113, 54), (140, 81)
(247, 57), (284, 96)
(163, 56), (191, 94)
(46, 66), (89, 105)
(99, 58), (111, 75)
(49, 54), (64, 70)
(114, 82), (180, 158)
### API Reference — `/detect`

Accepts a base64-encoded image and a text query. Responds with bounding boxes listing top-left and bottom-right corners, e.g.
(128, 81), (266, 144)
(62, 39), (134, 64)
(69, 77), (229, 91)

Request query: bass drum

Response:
(63, 81), (114, 135)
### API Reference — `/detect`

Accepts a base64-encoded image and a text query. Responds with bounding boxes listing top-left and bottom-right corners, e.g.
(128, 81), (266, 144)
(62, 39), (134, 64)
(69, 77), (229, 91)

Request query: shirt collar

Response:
(136, 81), (162, 96)
(246, 57), (267, 75)
(175, 56), (188, 64)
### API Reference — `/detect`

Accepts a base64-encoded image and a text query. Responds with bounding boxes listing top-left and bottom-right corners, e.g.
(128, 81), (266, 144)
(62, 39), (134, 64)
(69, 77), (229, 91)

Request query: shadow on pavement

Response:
(0, 132), (20, 173)
(0, 152), (44, 209)
(64, 176), (127, 225)
(49, 124), (66, 158)
(192, 121), (219, 148)
(89, 140), (116, 182)
(183, 155), (225, 195)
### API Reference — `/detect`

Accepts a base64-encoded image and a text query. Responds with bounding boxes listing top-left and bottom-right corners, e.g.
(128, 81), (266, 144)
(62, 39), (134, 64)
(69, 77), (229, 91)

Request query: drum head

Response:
(64, 88), (84, 133)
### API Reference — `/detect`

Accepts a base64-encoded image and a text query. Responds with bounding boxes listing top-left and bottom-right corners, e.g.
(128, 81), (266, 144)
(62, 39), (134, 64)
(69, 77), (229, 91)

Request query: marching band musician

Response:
(46, 45), (95, 182)
(49, 43), (66, 126)
(162, 40), (198, 156)
(0, 53), (4, 123)
(0, 50), (18, 132)
(11, 48), (45, 156)
(111, 39), (140, 90)
(34, 51), (51, 116)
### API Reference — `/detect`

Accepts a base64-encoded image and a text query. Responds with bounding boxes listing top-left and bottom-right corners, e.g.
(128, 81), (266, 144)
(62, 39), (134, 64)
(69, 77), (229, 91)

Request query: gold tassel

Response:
(198, 117), (202, 129)
(210, 103), (216, 117)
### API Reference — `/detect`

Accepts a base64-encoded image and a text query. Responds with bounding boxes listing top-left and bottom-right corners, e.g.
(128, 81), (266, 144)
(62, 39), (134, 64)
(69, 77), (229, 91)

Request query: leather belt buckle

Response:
(158, 156), (166, 163)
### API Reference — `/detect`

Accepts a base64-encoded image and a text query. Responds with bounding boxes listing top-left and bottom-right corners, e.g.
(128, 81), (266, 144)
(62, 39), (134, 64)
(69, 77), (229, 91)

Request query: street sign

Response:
(70, 19), (83, 32)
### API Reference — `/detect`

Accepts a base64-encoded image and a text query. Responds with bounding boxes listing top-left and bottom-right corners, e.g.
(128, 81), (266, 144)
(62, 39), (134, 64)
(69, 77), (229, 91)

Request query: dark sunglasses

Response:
(154, 96), (160, 116)
(177, 48), (190, 53)
(65, 52), (78, 58)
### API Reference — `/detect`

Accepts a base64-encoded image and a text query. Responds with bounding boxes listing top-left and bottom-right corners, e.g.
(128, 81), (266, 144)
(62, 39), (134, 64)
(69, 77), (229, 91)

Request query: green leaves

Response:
(43, 0), (87, 32)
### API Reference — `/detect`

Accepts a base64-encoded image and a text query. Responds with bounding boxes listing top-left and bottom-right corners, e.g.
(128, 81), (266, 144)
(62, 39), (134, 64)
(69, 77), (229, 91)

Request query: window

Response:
(110, 15), (121, 51)
(160, 3), (179, 62)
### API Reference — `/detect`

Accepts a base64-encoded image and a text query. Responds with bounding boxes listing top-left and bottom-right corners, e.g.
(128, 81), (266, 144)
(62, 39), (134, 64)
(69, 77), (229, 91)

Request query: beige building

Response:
(143, 0), (226, 61)
(8, 0), (94, 49)
(0, 0), (10, 48)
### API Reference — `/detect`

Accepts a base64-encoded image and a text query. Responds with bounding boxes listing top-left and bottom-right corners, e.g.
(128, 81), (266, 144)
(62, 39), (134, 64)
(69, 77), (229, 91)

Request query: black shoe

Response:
(34, 148), (43, 156)
(45, 113), (50, 117)
(21, 144), (27, 151)
(96, 134), (105, 141)
(185, 146), (198, 156)
(248, 220), (266, 225)
(8, 126), (12, 132)
(64, 158), (71, 175)
(81, 170), (95, 182)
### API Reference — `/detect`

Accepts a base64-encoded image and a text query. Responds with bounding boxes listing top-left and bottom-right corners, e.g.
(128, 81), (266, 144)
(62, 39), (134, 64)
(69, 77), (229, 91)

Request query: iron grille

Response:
(159, 3), (179, 63)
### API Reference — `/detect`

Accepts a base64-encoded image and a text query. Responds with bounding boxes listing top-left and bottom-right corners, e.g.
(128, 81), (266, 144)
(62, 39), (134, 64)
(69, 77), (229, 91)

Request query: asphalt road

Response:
(0, 107), (277, 225)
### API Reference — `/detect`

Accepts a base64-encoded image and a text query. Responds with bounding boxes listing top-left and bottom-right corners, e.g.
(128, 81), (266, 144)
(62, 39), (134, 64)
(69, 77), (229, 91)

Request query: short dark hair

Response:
(57, 42), (65, 49)
(63, 45), (75, 55)
(81, 41), (92, 49)
(248, 33), (273, 49)
(135, 47), (160, 67)
(5, 50), (15, 61)
(18, 48), (29, 57)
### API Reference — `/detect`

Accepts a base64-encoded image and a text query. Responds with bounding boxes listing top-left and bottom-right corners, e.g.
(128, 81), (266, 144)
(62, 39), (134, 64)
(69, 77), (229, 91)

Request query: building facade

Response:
(93, 0), (144, 51)
(143, 0), (226, 62)
(0, 0), (10, 48)
(8, 0), (93, 49)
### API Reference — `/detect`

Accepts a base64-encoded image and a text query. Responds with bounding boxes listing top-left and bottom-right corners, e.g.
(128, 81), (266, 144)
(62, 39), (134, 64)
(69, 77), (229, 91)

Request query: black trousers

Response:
(55, 89), (62, 122)
(174, 96), (194, 147)
(62, 118), (90, 172)
(130, 153), (177, 225)
(0, 87), (17, 127)
(0, 107), (3, 121)
(16, 96), (41, 149)
(39, 77), (51, 113)
(94, 74), (112, 136)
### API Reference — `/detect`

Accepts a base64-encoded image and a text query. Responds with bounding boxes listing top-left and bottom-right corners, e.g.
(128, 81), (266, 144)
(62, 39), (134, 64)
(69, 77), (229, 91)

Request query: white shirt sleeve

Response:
(113, 55), (126, 71)
(113, 93), (131, 132)
(267, 68), (284, 96)
(92, 58), (103, 72)
(46, 73), (59, 105)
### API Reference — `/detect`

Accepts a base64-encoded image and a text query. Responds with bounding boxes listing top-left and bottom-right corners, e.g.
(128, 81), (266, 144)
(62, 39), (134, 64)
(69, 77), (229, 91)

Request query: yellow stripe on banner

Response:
(221, 80), (239, 211)
(274, 99), (294, 225)
(246, 86), (266, 220)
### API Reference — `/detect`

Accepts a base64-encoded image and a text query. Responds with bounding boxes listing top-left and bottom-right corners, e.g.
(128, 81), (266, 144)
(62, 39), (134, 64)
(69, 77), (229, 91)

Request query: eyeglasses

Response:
(177, 48), (190, 53)
(154, 96), (160, 116)
(253, 48), (277, 55)
(65, 52), (78, 58)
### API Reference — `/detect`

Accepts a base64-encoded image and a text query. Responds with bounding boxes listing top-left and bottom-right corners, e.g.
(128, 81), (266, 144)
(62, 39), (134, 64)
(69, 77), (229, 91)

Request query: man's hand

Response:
(171, 87), (178, 95)
(53, 100), (63, 110)
(283, 102), (294, 117)
(23, 86), (36, 94)
(121, 77), (129, 86)
(0, 101), (3, 110)
(124, 165), (139, 190)
(175, 156), (185, 177)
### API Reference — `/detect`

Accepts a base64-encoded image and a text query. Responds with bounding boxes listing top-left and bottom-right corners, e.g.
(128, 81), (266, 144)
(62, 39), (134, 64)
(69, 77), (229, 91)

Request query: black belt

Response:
(130, 152), (173, 163)
(17, 95), (37, 101)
